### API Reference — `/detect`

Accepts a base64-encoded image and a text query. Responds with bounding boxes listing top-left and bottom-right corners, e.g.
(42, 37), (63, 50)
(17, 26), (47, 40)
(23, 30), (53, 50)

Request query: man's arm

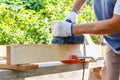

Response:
(52, 15), (120, 37)
(72, 14), (120, 35)
(51, 0), (120, 37)
(65, 0), (87, 23)
(72, 0), (87, 13)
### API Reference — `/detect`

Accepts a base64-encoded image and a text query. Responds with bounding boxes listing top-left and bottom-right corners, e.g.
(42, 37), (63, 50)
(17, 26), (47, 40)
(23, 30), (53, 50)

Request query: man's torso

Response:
(93, 0), (120, 54)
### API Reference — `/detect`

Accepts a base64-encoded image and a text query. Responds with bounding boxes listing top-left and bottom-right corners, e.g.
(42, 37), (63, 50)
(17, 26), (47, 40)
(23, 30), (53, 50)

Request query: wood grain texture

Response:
(10, 44), (82, 65)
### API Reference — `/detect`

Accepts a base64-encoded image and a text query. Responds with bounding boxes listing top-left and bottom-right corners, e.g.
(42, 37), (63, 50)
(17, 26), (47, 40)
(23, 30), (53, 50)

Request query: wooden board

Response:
(0, 45), (8, 58)
(0, 63), (38, 70)
(8, 44), (82, 65)
(0, 59), (38, 71)
(80, 45), (106, 58)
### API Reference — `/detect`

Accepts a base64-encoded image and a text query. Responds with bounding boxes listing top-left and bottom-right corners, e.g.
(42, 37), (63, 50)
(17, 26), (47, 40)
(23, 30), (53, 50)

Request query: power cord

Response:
(82, 41), (86, 80)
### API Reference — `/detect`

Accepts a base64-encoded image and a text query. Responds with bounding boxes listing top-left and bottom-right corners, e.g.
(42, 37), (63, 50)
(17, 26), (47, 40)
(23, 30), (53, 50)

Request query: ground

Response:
(26, 68), (102, 80)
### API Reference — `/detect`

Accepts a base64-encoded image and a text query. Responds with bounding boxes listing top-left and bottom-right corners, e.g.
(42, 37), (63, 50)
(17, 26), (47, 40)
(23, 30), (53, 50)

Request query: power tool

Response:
(52, 19), (84, 44)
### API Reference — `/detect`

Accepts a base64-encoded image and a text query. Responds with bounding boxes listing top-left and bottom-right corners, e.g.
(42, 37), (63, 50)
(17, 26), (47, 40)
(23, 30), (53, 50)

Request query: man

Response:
(51, 0), (120, 80)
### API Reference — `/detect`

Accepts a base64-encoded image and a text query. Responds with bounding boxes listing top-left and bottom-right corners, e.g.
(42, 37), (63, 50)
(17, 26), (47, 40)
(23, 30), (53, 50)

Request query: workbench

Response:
(0, 59), (103, 80)
(0, 44), (105, 80)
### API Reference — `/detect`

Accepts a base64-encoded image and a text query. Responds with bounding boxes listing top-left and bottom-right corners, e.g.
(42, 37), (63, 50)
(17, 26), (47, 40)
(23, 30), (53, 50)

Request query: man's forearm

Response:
(72, 14), (120, 35)
(72, 0), (87, 13)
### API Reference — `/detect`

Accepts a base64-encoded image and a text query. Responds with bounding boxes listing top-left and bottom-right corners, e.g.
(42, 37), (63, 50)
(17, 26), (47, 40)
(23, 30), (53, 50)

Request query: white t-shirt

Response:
(114, 0), (120, 15)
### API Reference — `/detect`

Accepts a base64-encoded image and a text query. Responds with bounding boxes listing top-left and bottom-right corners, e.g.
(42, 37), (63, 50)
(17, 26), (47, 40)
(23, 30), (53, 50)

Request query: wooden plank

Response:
(0, 60), (38, 71)
(8, 44), (106, 65)
(0, 45), (8, 58)
(10, 44), (82, 65)
(0, 63), (38, 71)
(80, 45), (106, 58)
(6, 46), (11, 65)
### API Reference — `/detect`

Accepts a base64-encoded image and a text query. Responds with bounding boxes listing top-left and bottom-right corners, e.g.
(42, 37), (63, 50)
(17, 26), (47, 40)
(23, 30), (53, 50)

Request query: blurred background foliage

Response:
(0, 0), (97, 45)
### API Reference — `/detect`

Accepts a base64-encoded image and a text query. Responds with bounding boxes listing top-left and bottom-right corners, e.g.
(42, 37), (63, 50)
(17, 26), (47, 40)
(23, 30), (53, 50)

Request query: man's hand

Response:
(52, 20), (73, 37)
(64, 11), (77, 23)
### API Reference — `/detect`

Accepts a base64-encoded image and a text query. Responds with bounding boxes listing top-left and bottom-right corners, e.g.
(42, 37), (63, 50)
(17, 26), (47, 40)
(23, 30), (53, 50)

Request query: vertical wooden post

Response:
(101, 45), (106, 57)
(6, 46), (11, 65)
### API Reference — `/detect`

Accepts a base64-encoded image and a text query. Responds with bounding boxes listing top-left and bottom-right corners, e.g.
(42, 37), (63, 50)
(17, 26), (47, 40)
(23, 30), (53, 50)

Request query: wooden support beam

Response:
(6, 46), (11, 65)
(1, 44), (105, 65)
(0, 44), (106, 65)
(9, 44), (81, 65)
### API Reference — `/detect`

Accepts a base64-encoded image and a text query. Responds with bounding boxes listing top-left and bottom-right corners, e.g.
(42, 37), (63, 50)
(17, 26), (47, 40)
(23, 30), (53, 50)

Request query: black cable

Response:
(82, 42), (86, 80)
